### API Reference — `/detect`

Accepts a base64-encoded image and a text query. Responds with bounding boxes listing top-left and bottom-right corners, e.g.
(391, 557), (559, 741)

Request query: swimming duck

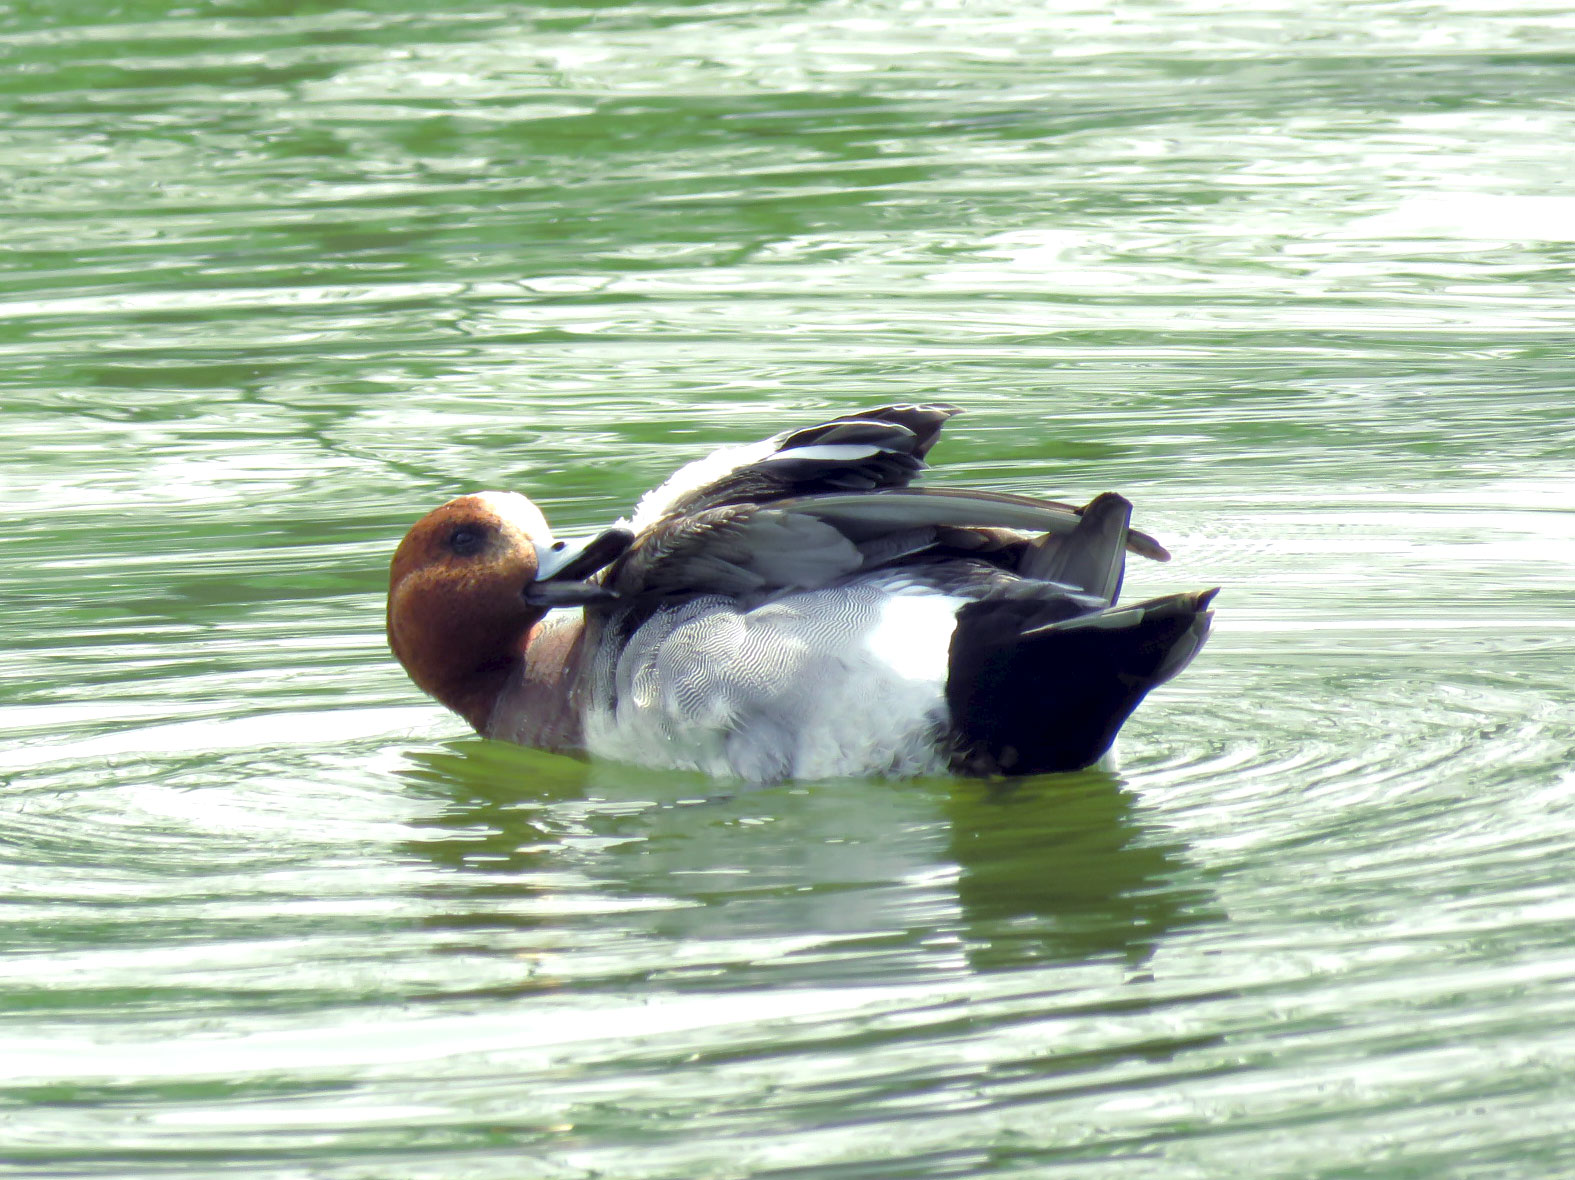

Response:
(388, 404), (1215, 781)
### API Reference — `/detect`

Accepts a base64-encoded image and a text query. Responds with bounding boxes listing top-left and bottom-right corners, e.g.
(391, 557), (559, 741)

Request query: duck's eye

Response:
(447, 526), (485, 557)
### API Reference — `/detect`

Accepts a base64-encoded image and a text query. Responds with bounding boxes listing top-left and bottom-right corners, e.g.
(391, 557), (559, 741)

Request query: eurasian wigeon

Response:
(388, 405), (1216, 781)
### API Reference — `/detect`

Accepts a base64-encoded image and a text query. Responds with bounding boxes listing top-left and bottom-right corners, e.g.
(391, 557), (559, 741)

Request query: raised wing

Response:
(604, 405), (1171, 603)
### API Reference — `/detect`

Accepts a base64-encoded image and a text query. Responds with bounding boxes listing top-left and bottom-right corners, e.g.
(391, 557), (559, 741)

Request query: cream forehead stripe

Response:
(468, 491), (553, 543)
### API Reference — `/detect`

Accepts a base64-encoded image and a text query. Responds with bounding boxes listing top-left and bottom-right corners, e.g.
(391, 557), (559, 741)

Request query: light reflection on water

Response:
(3, 0), (1575, 1175)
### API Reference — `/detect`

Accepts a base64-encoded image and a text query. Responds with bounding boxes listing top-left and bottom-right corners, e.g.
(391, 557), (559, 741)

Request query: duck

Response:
(388, 404), (1216, 781)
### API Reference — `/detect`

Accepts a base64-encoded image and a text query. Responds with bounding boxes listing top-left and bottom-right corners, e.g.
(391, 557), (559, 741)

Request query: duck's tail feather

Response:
(946, 587), (1218, 776)
(1019, 491), (1131, 603)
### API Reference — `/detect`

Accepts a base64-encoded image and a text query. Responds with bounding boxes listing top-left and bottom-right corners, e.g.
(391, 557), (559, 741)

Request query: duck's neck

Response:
(398, 641), (521, 735)
(388, 598), (540, 735)
(436, 655), (520, 735)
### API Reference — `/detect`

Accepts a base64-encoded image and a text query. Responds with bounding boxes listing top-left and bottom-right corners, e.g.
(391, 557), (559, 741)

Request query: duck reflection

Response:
(944, 774), (1211, 972)
(398, 741), (1214, 985)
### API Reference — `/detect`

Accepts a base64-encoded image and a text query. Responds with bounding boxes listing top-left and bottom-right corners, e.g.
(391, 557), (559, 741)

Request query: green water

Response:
(4, 1), (1574, 1175)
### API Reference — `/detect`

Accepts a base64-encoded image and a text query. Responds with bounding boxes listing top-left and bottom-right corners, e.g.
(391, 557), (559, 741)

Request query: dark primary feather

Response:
(774, 403), (958, 459)
(660, 403), (961, 518)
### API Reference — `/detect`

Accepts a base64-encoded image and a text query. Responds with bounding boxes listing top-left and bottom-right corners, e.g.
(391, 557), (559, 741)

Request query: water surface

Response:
(4, 1), (1575, 1176)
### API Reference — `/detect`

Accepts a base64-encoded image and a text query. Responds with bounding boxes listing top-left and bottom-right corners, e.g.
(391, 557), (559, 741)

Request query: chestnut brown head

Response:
(387, 492), (553, 731)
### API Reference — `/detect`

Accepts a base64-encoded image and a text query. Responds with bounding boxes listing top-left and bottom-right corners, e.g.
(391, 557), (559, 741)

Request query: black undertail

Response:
(945, 586), (1218, 776)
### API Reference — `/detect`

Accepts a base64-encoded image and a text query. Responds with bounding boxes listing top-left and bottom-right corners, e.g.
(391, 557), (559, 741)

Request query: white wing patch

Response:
(630, 437), (779, 532)
(761, 443), (886, 464)
(629, 437), (908, 532)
